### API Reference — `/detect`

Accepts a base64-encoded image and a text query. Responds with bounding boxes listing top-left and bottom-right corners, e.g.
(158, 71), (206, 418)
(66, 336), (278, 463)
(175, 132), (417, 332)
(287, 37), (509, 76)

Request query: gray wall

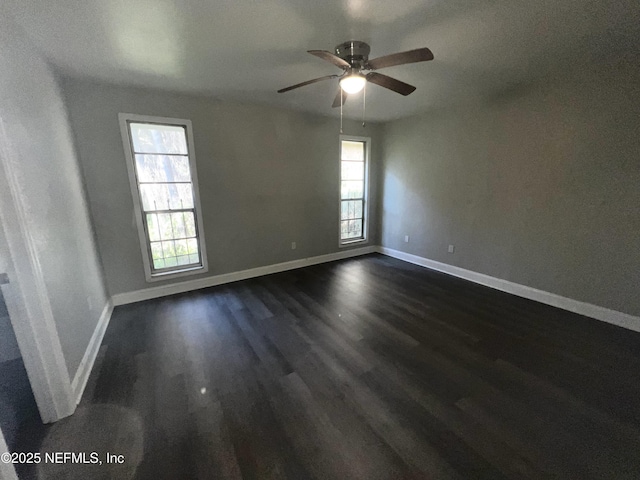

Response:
(380, 57), (640, 316)
(0, 222), (19, 364)
(0, 292), (20, 364)
(0, 22), (109, 377)
(61, 79), (381, 296)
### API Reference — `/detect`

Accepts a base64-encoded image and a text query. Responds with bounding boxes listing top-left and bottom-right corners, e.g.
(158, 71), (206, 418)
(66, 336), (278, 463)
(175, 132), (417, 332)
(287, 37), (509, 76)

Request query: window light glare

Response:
(340, 74), (366, 94)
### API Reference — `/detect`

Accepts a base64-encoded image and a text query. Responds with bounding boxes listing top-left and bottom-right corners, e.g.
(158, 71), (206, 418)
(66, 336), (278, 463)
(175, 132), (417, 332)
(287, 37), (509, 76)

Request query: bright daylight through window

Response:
(340, 138), (368, 243)
(121, 115), (207, 280)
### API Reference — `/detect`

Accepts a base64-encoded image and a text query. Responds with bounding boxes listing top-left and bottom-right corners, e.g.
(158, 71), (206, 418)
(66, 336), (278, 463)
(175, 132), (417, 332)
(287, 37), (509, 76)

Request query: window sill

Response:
(339, 238), (368, 248)
(146, 265), (207, 283)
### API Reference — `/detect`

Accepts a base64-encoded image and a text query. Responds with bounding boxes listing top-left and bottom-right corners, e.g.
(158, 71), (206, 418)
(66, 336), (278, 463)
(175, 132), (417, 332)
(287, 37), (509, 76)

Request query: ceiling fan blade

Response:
(331, 90), (348, 108)
(366, 72), (416, 96)
(367, 47), (434, 70)
(308, 50), (350, 69)
(277, 75), (338, 93)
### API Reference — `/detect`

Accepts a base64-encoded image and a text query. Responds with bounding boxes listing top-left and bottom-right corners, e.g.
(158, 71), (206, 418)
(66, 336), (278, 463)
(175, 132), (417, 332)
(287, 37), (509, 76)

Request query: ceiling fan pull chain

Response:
(340, 88), (344, 134)
(362, 82), (366, 128)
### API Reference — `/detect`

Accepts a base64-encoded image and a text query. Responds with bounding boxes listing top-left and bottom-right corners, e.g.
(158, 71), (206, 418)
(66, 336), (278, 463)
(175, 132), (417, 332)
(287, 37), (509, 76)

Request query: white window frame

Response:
(119, 113), (208, 282)
(338, 135), (370, 247)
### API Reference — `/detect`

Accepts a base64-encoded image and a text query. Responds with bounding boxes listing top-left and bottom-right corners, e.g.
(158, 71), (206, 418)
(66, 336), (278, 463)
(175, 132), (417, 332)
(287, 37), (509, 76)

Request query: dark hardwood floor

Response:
(39, 254), (640, 479)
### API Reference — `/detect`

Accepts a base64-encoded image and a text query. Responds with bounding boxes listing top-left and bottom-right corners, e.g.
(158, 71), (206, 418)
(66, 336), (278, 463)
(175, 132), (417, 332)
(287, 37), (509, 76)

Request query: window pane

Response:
(153, 258), (166, 269)
(146, 214), (160, 241)
(164, 257), (178, 268)
(341, 220), (349, 238)
(150, 242), (164, 260)
(187, 238), (198, 254)
(341, 141), (364, 161)
(175, 239), (188, 256)
(162, 241), (176, 258)
(352, 219), (363, 238)
(140, 183), (194, 211)
(189, 253), (200, 264)
(346, 220), (356, 239)
(130, 123), (187, 155)
(341, 200), (352, 220)
(157, 213), (173, 240)
(168, 183), (194, 210)
(177, 255), (192, 266)
(343, 219), (363, 239)
(341, 200), (363, 220)
(354, 200), (363, 219)
(140, 183), (170, 211)
(341, 180), (363, 199)
(184, 212), (196, 237)
(135, 155), (192, 183)
(152, 213), (195, 241)
(171, 213), (186, 238)
(341, 161), (364, 181)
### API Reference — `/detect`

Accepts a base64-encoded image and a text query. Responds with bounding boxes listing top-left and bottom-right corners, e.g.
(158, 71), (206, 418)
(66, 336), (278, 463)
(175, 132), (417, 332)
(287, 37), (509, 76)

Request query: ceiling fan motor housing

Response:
(335, 41), (370, 69)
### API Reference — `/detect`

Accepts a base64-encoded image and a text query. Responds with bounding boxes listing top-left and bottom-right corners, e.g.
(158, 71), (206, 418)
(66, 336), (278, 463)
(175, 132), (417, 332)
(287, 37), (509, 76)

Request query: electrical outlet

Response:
(404, 235), (410, 243)
(291, 242), (297, 250)
(448, 244), (455, 253)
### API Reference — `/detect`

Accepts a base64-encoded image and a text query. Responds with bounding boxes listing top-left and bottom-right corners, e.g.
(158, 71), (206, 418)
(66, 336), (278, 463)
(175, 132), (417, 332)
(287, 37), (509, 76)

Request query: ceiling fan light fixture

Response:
(339, 73), (366, 94)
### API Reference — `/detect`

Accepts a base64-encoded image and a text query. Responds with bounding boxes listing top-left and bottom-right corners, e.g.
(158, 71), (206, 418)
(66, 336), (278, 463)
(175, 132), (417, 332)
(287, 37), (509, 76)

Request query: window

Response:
(340, 136), (369, 244)
(119, 114), (207, 281)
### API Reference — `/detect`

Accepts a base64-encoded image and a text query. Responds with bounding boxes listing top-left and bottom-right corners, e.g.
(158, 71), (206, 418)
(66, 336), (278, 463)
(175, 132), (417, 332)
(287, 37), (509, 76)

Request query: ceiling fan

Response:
(277, 41), (434, 108)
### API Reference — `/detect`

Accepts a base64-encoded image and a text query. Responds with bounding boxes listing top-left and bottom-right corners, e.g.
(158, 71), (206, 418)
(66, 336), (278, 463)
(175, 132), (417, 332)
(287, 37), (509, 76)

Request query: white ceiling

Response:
(3, 0), (639, 121)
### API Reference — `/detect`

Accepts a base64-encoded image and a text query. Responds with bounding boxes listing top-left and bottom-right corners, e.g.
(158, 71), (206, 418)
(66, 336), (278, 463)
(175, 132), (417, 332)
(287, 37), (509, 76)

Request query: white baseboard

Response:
(377, 246), (640, 333)
(71, 299), (113, 404)
(112, 246), (376, 306)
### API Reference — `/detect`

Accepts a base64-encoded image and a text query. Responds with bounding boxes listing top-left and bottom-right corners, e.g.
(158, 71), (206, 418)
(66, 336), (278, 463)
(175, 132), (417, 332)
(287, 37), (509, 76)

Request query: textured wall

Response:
(0, 24), (108, 378)
(62, 79), (381, 296)
(380, 57), (640, 316)
(0, 223), (19, 363)
(0, 290), (20, 364)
